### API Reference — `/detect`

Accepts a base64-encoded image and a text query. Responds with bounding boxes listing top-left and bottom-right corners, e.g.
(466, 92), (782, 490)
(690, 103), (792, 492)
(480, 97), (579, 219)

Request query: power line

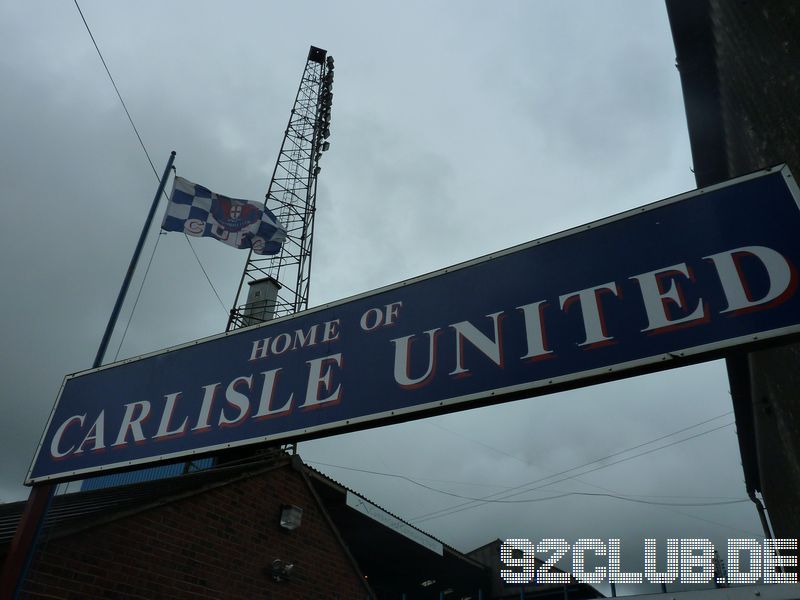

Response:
(72, 0), (159, 180)
(426, 411), (761, 535)
(182, 234), (229, 313)
(412, 420), (736, 524)
(309, 412), (738, 523)
(429, 421), (533, 464)
(429, 411), (733, 510)
(653, 503), (762, 538)
(73, 1), (228, 320)
(112, 231), (164, 361)
(309, 460), (749, 505)
(411, 411), (732, 522)
(429, 418), (695, 504)
(311, 457), (749, 509)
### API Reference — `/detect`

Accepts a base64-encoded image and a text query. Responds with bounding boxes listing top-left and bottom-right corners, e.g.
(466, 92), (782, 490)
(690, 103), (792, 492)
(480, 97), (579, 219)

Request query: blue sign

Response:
(28, 167), (800, 483)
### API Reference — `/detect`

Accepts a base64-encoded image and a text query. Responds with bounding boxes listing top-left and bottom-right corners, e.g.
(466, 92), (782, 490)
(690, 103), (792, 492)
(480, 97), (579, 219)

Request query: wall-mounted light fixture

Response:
(269, 559), (294, 582)
(280, 504), (303, 530)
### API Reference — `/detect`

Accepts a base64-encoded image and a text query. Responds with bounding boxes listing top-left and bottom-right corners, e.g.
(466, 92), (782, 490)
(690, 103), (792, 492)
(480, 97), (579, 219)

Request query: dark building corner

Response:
(665, 0), (800, 539)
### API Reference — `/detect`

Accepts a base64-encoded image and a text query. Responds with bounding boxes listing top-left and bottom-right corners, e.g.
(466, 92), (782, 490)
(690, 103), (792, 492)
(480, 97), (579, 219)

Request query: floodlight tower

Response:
(227, 46), (334, 330)
(82, 47), (334, 489)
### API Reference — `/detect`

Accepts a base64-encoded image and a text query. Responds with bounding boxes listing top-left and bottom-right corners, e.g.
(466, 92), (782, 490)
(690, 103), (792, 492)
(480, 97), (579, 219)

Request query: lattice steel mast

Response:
(227, 46), (334, 330)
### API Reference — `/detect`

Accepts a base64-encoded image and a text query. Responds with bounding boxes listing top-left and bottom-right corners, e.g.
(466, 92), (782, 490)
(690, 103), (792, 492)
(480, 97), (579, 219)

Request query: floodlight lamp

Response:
(322, 141), (330, 152)
(314, 166), (321, 176)
(279, 504), (303, 530)
(323, 128), (330, 139)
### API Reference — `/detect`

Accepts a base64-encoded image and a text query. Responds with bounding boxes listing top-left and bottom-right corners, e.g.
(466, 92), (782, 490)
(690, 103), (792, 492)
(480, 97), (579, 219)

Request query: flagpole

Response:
(94, 150), (177, 366)
(0, 151), (176, 599)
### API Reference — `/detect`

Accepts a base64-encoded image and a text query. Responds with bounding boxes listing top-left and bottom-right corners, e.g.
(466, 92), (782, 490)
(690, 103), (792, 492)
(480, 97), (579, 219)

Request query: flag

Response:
(161, 176), (287, 255)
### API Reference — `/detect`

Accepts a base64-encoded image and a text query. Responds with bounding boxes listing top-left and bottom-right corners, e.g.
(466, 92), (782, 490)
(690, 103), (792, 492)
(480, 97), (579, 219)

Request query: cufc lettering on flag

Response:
(161, 176), (287, 255)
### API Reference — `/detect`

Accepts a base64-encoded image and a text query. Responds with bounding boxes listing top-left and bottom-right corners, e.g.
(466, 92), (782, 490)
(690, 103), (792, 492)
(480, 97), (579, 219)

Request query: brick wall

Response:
(20, 464), (370, 599)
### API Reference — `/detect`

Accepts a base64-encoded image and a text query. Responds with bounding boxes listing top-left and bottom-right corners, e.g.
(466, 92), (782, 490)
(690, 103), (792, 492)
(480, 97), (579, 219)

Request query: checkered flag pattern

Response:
(161, 176), (287, 255)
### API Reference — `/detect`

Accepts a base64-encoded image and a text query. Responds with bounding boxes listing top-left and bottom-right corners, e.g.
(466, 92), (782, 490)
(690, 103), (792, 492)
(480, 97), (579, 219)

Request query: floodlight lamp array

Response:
(314, 56), (334, 172)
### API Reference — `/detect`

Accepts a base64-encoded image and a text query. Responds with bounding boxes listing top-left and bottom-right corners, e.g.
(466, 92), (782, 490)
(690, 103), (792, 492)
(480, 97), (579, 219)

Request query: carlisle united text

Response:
(46, 244), (795, 464)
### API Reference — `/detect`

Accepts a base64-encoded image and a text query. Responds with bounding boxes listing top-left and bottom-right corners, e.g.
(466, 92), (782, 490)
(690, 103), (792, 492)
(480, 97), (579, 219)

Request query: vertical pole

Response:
(750, 490), (777, 540)
(0, 486), (54, 598)
(0, 152), (176, 599)
(93, 150), (176, 366)
(749, 491), (785, 574)
(610, 582), (617, 597)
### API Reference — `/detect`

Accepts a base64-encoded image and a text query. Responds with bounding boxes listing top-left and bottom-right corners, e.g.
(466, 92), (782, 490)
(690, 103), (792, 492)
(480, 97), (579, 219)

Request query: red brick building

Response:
(0, 454), (495, 599)
(3, 456), (370, 598)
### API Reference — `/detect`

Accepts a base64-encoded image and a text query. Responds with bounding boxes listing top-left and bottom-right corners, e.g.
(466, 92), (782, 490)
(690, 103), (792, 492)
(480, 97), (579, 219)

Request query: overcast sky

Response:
(0, 1), (765, 594)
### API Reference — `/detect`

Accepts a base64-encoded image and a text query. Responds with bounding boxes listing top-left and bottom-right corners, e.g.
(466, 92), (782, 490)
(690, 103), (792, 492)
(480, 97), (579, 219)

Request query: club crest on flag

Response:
(161, 176), (287, 255)
(211, 196), (261, 232)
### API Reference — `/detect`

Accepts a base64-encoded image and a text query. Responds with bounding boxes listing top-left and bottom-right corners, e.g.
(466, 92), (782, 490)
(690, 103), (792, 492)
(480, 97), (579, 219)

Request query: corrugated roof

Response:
(302, 461), (459, 555)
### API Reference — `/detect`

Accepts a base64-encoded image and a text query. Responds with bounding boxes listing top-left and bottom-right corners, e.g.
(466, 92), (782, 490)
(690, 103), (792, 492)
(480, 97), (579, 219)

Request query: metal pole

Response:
(750, 489), (776, 540)
(0, 152), (176, 599)
(94, 150), (176, 366)
(0, 485), (53, 598)
(749, 490), (785, 574)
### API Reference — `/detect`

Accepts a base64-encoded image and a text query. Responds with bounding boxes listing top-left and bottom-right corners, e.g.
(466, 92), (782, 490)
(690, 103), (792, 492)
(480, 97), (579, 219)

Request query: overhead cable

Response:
(73, 0), (228, 321)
